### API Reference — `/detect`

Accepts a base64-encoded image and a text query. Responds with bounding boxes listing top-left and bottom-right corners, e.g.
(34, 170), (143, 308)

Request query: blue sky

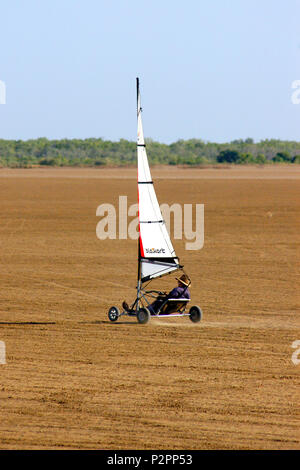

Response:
(0, 0), (299, 143)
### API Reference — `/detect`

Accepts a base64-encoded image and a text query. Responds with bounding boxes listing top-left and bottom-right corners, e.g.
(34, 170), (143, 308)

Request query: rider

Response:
(122, 274), (191, 315)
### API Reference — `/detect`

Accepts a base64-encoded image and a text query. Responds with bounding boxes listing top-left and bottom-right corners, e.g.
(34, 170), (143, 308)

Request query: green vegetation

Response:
(0, 137), (300, 167)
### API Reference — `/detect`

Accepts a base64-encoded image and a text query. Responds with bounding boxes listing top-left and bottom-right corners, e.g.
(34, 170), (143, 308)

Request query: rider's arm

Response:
(167, 287), (180, 299)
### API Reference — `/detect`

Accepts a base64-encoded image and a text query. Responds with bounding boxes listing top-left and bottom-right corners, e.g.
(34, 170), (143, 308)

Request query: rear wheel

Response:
(137, 307), (150, 324)
(108, 306), (120, 322)
(189, 305), (202, 323)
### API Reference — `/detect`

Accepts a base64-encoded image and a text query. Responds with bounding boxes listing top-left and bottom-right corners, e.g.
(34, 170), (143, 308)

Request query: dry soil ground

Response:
(0, 166), (299, 449)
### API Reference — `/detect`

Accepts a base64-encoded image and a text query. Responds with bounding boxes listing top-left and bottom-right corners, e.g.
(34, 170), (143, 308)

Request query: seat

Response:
(159, 298), (190, 315)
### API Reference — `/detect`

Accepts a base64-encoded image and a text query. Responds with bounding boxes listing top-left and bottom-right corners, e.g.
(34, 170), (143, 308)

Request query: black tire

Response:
(137, 307), (150, 325)
(108, 306), (120, 322)
(189, 305), (202, 323)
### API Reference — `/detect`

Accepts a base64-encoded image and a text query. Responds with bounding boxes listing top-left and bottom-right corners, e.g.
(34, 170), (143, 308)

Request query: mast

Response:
(137, 76), (141, 279)
(137, 78), (142, 307)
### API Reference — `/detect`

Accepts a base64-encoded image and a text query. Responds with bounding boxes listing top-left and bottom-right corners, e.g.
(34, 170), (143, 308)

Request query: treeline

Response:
(0, 137), (300, 167)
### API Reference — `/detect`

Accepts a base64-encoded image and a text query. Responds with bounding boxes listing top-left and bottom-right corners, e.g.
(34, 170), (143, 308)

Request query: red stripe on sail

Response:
(139, 232), (145, 257)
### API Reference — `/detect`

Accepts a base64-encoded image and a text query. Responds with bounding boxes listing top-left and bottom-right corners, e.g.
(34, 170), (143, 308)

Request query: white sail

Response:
(136, 78), (180, 283)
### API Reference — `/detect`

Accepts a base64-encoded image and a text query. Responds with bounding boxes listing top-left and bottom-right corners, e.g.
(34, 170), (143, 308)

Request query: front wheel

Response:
(137, 307), (150, 325)
(108, 306), (120, 322)
(189, 305), (202, 323)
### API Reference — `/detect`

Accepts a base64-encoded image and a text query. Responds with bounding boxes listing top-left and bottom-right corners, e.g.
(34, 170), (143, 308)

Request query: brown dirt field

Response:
(0, 166), (299, 450)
